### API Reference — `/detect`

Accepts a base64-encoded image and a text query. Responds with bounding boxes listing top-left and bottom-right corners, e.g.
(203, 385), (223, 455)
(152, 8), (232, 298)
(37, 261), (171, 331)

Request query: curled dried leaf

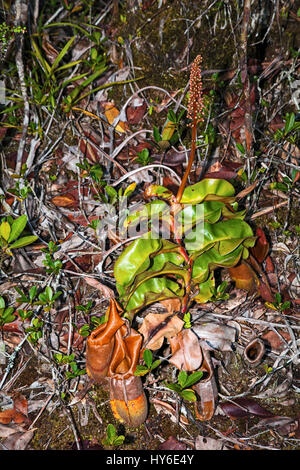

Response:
(138, 312), (184, 351)
(169, 329), (203, 371)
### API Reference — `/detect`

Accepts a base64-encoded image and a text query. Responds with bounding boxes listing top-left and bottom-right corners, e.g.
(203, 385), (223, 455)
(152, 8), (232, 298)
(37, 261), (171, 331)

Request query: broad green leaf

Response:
(124, 277), (184, 314)
(151, 359), (161, 370)
(116, 243), (186, 300)
(165, 383), (181, 393)
(107, 424), (116, 441)
(9, 235), (38, 250)
(114, 235), (162, 288)
(191, 245), (244, 284)
(124, 200), (168, 229)
(123, 261), (189, 305)
(0, 221), (11, 241)
(114, 436), (125, 446)
(221, 205), (246, 220)
(193, 272), (215, 303)
(186, 219), (254, 255)
(179, 389), (197, 402)
(7, 215), (28, 243)
(180, 178), (235, 204)
(0, 296), (5, 309)
(45, 286), (53, 301)
(175, 201), (224, 233)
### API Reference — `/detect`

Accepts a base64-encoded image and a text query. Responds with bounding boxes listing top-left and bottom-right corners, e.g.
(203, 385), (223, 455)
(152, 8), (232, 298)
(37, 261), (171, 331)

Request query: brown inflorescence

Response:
(186, 54), (204, 127)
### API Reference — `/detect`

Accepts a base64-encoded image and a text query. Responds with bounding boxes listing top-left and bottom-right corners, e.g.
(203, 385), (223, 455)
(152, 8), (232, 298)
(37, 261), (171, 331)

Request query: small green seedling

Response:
(265, 292), (291, 312)
(0, 296), (16, 328)
(263, 364), (273, 374)
(135, 148), (152, 166)
(78, 315), (107, 337)
(35, 286), (62, 312)
(41, 242), (63, 275)
(183, 312), (192, 329)
(210, 281), (230, 302)
(102, 424), (125, 447)
(15, 285), (38, 304)
(0, 215), (38, 256)
(54, 352), (86, 379)
(25, 318), (43, 344)
(134, 349), (161, 377)
(165, 370), (203, 402)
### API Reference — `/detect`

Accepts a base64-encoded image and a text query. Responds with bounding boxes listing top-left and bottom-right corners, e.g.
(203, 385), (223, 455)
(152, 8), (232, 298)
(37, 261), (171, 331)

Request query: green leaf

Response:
(151, 359), (161, 370)
(124, 200), (168, 229)
(0, 296), (5, 309)
(178, 370), (188, 388)
(161, 119), (176, 141)
(114, 436), (125, 446)
(193, 272), (215, 303)
(8, 235), (38, 250)
(124, 277), (184, 315)
(29, 286), (37, 302)
(284, 113), (295, 135)
(180, 179), (235, 205)
(0, 221), (11, 241)
(175, 201), (224, 233)
(105, 186), (118, 204)
(167, 109), (177, 122)
(134, 365), (149, 376)
(165, 382), (181, 393)
(114, 235), (162, 288)
(191, 245), (244, 284)
(143, 349), (153, 368)
(7, 215), (28, 243)
(153, 126), (161, 143)
(179, 389), (197, 402)
(107, 424), (116, 441)
(123, 182), (136, 198)
(49, 35), (76, 76)
(31, 38), (51, 75)
(236, 143), (246, 154)
(186, 219), (255, 255)
(182, 371), (203, 388)
(45, 286), (53, 301)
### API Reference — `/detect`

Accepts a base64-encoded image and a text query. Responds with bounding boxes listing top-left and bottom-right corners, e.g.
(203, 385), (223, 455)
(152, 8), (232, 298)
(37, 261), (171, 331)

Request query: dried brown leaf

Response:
(169, 329), (203, 371)
(138, 312), (184, 350)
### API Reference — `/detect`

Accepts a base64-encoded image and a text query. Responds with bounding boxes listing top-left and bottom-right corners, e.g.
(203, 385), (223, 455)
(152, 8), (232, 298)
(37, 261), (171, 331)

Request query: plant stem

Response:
(176, 120), (197, 203)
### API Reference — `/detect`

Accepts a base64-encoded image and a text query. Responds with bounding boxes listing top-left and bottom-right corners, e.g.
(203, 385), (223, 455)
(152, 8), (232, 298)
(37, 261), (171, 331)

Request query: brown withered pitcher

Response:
(86, 299), (148, 426)
(108, 326), (148, 427)
(86, 299), (124, 382)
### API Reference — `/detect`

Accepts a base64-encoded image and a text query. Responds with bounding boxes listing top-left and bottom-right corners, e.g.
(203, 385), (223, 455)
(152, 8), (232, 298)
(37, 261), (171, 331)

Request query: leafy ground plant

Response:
(102, 424), (125, 447)
(0, 0), (299, 452)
